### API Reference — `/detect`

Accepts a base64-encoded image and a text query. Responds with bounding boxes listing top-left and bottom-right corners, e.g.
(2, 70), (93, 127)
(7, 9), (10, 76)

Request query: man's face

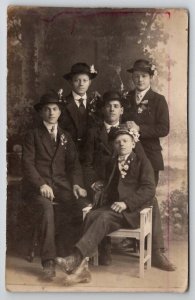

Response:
(103, 100), (123, 125)
(132, 71), (152, 91)
(40, 104), (61, 124)
(114, 134), (135, 156)
(70, 74), (91, 96)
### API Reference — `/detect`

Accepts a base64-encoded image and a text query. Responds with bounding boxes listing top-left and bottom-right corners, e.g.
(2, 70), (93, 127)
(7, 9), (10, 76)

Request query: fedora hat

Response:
(102, 90), (124, 107)
(34, 91), (63, 111)
(63, 63), (98, 80)
(127, 59), (155, 76)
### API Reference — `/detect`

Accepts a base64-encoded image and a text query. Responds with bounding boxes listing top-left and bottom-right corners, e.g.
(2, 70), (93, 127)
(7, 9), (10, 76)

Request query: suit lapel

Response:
(38, 124), (55, 157)
(66, 94), (79, 129)
(98, 124), (113, 155)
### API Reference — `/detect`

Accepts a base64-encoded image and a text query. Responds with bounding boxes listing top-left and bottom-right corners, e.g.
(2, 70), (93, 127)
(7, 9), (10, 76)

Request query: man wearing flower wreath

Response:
(123, 59), (176, 271)
(22, 91), (87, 280)
(56, 124), (155, 282)
(59, 62), (101, 162)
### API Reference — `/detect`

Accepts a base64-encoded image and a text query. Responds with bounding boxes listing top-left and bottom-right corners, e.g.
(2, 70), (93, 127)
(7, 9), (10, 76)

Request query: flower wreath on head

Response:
(127, 128), (140, 143)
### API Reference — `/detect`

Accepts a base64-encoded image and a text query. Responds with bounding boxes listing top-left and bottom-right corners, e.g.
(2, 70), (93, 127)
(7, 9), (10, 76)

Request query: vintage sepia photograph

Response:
(6, 6), (188, 292)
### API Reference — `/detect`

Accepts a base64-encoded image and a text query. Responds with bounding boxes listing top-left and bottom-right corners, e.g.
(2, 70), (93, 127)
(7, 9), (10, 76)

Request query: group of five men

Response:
(22, 59), (176, 283)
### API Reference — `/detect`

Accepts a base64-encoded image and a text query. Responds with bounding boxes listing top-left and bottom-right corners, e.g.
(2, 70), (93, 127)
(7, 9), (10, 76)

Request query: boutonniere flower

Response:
(137, 99), (149, 114)
(88, 90), (101, 114)
(60, 133), (68, 148)
(90, 64), (98, 74)
(119, 158), (131, 178)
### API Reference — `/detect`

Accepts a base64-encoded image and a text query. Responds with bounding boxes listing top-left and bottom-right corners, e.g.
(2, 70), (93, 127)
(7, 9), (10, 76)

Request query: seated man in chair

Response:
(22, 91), (87, 280)
(56, 124), (156, 281)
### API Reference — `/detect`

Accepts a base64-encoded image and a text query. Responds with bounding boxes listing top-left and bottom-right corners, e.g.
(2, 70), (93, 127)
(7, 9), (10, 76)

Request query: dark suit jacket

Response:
(83, 123), (147, 189)
(59, 93), (102, 160)
(123, 88), (170, 171)
(104, 151), (155, 228)
(22, 124), (84, 198)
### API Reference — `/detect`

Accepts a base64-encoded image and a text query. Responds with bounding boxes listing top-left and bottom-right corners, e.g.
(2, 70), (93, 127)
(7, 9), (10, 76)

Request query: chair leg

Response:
(146, 233), (152, 269)
(139, 237), (145, 278)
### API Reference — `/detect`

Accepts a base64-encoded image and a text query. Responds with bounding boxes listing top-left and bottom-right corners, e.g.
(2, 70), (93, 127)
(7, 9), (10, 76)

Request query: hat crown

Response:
(102, 90), (122, 104)
(63, 62), (97, 80)
(113, 124), (140, 142)
(71, 62), (90, 74)
(127, 59), (155, 75)
(34, 91), (62, 111)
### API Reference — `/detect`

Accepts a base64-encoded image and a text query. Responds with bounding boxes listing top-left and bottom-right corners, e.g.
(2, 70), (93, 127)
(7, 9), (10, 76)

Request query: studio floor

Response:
(5, 240), (188, 293)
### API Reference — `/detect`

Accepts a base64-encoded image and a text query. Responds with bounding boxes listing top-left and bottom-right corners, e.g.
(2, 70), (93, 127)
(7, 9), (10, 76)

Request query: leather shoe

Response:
(56, 251), (82, 274)
(63, 258), (91, 286)
(42, 259), (56, 280)
(152, 250), (176, 271)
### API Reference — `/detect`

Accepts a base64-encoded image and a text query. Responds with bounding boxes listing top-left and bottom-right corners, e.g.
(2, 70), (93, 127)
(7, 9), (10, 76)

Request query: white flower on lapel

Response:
(60, 133), (68, 148)
(137, 99), (149, 114)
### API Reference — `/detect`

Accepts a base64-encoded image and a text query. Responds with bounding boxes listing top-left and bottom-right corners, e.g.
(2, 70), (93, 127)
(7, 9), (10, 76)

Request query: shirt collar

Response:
(72, 91), (87, 108)
(118, 153), (130, 162)
(136, 86), (150, 99)
(43, 121), (58, 132)
(104, 121), (120, 132)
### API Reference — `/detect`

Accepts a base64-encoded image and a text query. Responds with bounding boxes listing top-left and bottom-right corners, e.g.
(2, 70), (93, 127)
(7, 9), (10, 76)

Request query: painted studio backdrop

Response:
(7, 7), (188, 291)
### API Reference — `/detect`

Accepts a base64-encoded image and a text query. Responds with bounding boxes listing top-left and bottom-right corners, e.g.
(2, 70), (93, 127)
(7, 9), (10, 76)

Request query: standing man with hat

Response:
(22, 91), (87, 280)
(123, 59), (175, 271)
(60, 62), (101, 162)
(56, 124), (156, 283)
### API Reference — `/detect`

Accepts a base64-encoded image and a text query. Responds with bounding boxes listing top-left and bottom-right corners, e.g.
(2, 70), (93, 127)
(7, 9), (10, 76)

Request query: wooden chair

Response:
(82, 206), (153, 278)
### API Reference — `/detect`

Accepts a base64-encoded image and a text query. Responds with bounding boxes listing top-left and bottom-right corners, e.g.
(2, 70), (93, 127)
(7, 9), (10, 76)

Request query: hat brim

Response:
(63, 72), (97, 81)
(34, 102), (63, 112)
(127, 67), (154, 76)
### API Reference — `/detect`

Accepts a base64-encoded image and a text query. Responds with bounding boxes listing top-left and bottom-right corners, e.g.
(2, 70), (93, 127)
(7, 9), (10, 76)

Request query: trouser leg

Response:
(34, 196), (56, 263)
(76, 207), (127, 257)
(152, 197), (165, 251)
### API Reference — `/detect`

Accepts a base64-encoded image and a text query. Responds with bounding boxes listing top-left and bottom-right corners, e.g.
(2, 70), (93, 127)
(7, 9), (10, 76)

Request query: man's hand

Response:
(73, 185), (87, 199)
(111, 201), (127, 213)
(91, 180), (104, 192)
(126, 121), (140, 132)
(40, 184), (55, 201)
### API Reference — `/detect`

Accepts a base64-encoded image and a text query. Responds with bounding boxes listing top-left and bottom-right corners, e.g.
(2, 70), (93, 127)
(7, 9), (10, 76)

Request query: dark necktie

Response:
(78, 98), (86, 115)
(50, 125), (56, 142)
(108, 126), (117, 139)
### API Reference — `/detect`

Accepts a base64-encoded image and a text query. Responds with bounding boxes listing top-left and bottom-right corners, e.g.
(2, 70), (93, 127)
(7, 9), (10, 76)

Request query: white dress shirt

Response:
(72, 91), (87, 108)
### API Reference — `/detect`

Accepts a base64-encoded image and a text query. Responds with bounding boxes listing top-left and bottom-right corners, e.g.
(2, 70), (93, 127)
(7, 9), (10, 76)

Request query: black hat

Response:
(127, 59), (155, 76)
(34, 91), (63, 111)
(102, 91), (124, 107)
(113, 124), (140, 142)
(63, 63), (98, 80)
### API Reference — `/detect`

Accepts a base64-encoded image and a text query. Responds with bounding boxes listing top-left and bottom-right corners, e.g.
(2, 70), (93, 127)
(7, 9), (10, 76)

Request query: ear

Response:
(120, 106), (124, 115)
(132, 141), (136, 149)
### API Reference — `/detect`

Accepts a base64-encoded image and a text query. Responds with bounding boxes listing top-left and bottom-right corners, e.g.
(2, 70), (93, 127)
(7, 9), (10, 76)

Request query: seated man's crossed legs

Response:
(56, 206), (128, 274)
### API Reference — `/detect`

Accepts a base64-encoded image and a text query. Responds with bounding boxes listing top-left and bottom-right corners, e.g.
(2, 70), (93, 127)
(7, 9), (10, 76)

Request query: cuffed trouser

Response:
(76, 207), (128, 257)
